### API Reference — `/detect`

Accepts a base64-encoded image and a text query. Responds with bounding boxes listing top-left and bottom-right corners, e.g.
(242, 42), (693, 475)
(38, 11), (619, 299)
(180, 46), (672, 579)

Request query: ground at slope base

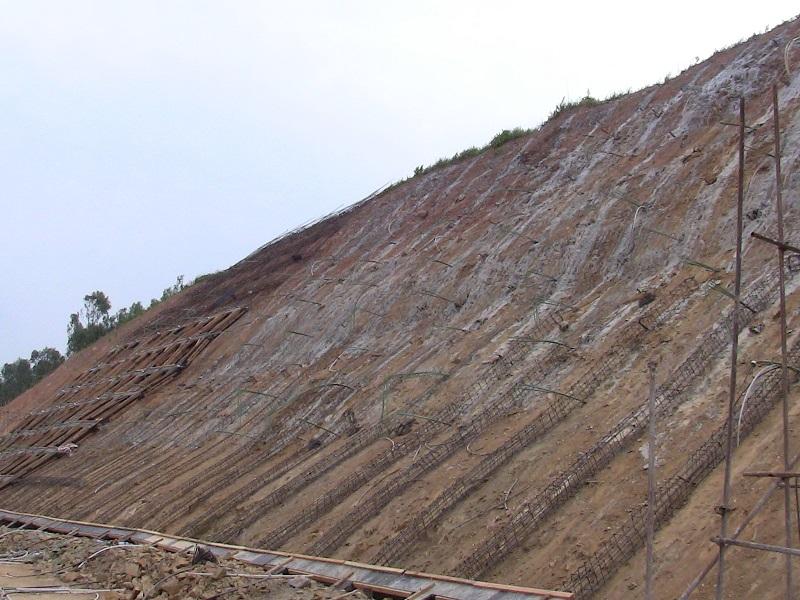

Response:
(0, 525), (369, 600)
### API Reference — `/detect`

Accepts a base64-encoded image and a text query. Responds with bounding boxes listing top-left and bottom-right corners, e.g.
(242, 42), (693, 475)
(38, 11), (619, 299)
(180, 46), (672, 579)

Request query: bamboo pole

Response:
(771, 83), (795, 599)
(715, 96), (746, 600)
(645, 362), (657, 600)
(680, 449), (800, 599)
(713, 537), (800, 558)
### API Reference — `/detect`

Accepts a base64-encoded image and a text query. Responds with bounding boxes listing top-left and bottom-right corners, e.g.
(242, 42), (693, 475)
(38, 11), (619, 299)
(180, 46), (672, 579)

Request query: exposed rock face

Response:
(4, 16), (800, 599)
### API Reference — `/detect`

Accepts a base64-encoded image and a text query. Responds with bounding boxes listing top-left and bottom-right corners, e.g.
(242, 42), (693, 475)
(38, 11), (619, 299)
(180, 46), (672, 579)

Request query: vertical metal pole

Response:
(772, 82), (794, 599)
(795, 478), (800, 544)
(716, 96), (746, 600)
(645, 361), (657, 600)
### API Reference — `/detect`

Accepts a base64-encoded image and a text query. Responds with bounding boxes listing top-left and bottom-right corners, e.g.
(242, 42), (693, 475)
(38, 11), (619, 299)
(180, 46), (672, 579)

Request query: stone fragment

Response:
(159, 577), (182, 596)
(288, 575), (312, 589)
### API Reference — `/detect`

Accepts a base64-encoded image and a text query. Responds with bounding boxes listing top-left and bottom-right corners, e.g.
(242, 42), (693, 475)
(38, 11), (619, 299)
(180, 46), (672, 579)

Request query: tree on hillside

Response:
(66, 278), (187, 355)
(67, 291), (114, 355)
(0, 347), (64, 405)
(115, 301), (145, 326)
(1, 276), (187, 405)
(0, 359), (32, 404)
(30, 347), (65, 381)
(161, 275), (185, 301)
(83, 291), (112, 327)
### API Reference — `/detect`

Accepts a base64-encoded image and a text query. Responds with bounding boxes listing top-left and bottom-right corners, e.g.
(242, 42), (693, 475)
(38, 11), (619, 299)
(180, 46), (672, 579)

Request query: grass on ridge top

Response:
(408, 90), (631, 182)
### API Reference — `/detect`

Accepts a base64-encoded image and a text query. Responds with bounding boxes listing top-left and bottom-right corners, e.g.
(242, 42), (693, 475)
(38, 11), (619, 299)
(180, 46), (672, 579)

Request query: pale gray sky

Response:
(1, 1), (797, 363)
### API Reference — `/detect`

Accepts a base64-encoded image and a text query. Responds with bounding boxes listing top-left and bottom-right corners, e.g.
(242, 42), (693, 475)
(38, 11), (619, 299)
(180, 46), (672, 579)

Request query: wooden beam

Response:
(713, 536), (800, 558)
(265, 557), (294, 575)
(405, 583), (435, 600)
(750, 232), (800, 255)
(331, 570), (355, 589)
(743, 471), (800, 479)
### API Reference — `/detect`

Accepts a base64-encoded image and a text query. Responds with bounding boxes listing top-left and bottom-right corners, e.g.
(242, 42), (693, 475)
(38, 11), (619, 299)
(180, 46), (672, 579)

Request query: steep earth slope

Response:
(3, 16), (800, 599)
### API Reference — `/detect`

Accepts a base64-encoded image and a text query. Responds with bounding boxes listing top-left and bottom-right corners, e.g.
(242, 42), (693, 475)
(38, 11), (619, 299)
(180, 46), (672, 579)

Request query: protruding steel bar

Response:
(527, 269), (558, 282)
(511, 338), (575, 350)
(417, 289), (460, 305)
(641, 225), (681, 242)
(299, 418), (340, 437)
(771, 82), (795, 599)
(708, 282), (757, 313)
(684, 257), (722, 273)
(715, 96), (746, 600)
(517, 385), (585, 404)
(237, 389), (280, 399)
(719, 120), (758, 131)
(287, 330), (313, 338)
(294, 297), (324, 308)
(396, 411), (453, 427)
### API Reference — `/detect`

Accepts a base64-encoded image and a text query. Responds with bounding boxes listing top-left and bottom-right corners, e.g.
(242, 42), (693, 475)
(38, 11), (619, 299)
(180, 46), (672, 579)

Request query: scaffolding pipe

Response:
(715, 96), (746, 600)
(645, 362), (657, 600)
(771, 83), (795, 600)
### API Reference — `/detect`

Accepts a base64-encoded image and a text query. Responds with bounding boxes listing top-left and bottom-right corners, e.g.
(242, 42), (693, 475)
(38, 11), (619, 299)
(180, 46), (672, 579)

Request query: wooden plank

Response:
(265, 557), (294, 575)
(234, 551), (280, 566)
(332, 570), (355, 589)
(406, 583), (436, 600)
(470, 580), (573, 599)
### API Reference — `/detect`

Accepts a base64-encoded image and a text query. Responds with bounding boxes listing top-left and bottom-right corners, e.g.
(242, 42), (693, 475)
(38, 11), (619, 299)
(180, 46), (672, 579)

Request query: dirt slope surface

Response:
(4, 15), (800, 599)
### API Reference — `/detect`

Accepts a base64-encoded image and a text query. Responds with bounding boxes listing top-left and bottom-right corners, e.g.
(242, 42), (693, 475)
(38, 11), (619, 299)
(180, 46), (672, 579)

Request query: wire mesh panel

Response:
(252, 305), (568, 549)
(373, 277), (699, 566)
(457, 271), (782, 579)
(312, 277), (699, 560)
(565, 343), (792, 599)
(188, 288), (570, 541)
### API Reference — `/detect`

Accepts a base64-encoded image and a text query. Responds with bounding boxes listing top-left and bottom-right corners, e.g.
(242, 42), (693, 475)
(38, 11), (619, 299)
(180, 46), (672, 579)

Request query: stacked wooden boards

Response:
(0, 307), (247, 488)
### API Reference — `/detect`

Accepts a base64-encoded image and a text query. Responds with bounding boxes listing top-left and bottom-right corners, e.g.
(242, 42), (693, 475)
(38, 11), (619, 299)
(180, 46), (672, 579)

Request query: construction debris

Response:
(0, 525), (371, 600)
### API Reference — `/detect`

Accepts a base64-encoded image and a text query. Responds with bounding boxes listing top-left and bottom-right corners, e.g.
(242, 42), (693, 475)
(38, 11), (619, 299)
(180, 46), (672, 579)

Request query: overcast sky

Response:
(1, 1), (797, 364)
